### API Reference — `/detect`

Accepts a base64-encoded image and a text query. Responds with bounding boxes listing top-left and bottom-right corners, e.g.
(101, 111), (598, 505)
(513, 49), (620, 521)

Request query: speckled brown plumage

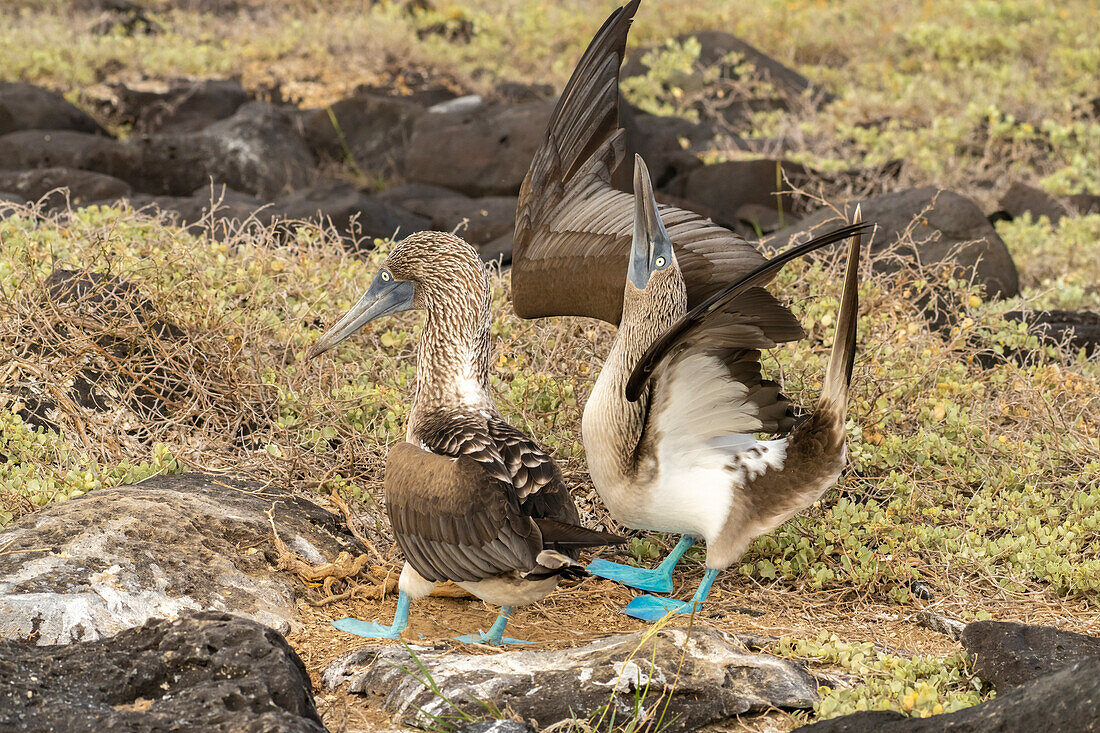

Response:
(360, 232), (621, 592)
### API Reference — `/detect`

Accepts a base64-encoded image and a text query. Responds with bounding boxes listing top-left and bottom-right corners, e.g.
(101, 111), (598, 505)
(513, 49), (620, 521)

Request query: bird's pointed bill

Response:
(628, 154), (673, 290)
(307, 273), (414, 358)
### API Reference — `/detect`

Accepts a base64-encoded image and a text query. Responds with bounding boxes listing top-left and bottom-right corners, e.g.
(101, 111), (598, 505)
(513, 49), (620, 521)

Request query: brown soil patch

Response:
(284, 557), (1100, 732)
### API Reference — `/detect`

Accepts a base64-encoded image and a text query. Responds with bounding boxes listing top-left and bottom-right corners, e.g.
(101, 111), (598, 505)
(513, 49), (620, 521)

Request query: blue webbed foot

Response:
(621, 594), (702, 621)
(587, 535), (696, 593)
(332, 617), (404, 639)
(454, 632), (531, 645)
(454, 607), (530, 645)
(621, 568), (720, 622)
(332, 591), (411, 640)
(586, 559), (676, 593)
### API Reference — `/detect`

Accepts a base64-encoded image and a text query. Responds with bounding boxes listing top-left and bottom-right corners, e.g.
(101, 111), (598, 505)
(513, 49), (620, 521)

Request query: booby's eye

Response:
(654, 256), (667, 268)
(380, 270), (391, 282)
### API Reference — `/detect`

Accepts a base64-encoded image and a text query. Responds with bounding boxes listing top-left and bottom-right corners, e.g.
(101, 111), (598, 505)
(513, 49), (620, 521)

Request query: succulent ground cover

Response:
(2, 1), (1099, 729)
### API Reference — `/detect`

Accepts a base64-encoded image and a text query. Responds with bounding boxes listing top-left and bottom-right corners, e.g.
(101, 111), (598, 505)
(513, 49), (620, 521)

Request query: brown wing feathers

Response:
(625, 222), (871, 402)
(390, 412), (624, 585)
(385, 443), (539, 583)
(513, 0), (774, 325)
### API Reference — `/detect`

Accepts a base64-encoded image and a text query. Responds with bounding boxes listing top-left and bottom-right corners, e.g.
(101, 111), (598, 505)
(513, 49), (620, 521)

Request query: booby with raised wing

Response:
(308, 232), (623, 643)
(581, 156), (865, 620)
(512, 0), (813, 595)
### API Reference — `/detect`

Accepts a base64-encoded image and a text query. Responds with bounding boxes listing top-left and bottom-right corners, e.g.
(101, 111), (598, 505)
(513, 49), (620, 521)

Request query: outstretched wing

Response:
(642, 287), (805, 467)
(512, 0), (770, 325)
(626, 222), (870, 401)
(384, 441), (541, 584)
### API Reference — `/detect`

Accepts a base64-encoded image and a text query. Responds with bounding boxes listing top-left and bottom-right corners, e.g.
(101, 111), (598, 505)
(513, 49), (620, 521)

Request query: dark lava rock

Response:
(961, 620), (1100, 690)
(495, 81), (555, 103)
(0, 130), (130, 171)
(89, 0), (161, 36)
(325, 625), (818, 732)
(111, 78), (251, 134)
(303, 92), (424, 177)
(622, 30), (834, 129)
(0, 167), (131, 210)
(0, 472), (359, 645)
(766, 187), (1020, 299)
(44, 267), (183, 339)
(1068, 192), (1100, 214)
(665, 159), (816, 230)
(0, 611), (325, 733)
(270, 180), (430, 243)
(0, 191), (28, 217)
(403, 99), (554, 196)
(1001, 310), (1100, 357)
(795, 657), (1100, 732)
(120, 191), (266, 239)
(997, 181), (1070, 224)
(0, 82), (109, 136)
(117, 101), (317, 198)
(375, 182), (467, 208)
(616, 101), (720, 189)
(400, 193), (516, 245)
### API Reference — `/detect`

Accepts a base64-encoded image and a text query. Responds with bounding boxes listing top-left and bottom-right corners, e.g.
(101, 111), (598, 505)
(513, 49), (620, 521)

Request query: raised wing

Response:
(626, 222), (871, 401)
(384, 441), (541, 583)
(512, 0), (771, 325)
(641, 287), (805, 465)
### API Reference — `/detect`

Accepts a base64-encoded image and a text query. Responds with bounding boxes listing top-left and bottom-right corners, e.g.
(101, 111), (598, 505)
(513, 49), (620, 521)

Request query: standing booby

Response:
(581, 156), (865, 620)
(307, 232), (623, 643)
(511, 0), (817, 595)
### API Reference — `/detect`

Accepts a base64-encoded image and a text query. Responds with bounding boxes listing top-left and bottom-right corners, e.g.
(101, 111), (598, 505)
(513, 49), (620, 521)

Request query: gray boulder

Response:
(0, 167), (131, 210)
(110, 78), (251, 134)
(795, 657), (1100, 732)
(766, 187), (1020, 299)
(961, 620), (1100, 690)
(118, 101), (317, 198)
(0, 611), (325, 733)
(324, 625), (818, 732)
(269, 180), (430, 244)
(396, 192), (516, 246)
(303, 92), (425, 177)
(0, 82), (109, 136)
(0, 130), (130, 171)
(0, 191), (28, 218)
(403, 100), (554, 196)
(0, 472), (360, 645)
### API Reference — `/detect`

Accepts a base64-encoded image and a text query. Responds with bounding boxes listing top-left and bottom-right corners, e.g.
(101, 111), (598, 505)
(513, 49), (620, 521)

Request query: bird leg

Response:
(621, 568), (720, 622)
(332, 591), (410, 639)
(587, 535), (696, 593)
(455, 606), (531, 645)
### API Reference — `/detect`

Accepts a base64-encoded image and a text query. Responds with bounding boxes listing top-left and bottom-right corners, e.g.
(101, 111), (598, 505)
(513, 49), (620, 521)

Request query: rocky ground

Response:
(1, 1), (1099, 731)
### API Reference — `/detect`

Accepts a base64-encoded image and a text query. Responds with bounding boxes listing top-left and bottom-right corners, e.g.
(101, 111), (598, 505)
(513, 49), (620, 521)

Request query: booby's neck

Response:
(583, 270), (686, 477)
(411, 277), (493, 425)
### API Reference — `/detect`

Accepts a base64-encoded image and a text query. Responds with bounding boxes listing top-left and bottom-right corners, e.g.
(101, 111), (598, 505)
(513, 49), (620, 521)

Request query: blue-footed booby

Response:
(511, 0), (865, 606)
(307, 232), (623, 643)
(582, 157), (865, 620)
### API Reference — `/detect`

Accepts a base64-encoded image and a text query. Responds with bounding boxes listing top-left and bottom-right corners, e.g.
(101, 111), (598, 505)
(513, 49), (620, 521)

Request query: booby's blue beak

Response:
(627, 154), (674, 290)
(307, 269), (415, 358)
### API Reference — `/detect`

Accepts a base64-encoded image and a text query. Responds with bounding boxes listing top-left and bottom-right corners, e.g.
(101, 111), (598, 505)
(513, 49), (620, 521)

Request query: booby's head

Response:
(627, 154), (677, 291)
(307, 231), (488, 359)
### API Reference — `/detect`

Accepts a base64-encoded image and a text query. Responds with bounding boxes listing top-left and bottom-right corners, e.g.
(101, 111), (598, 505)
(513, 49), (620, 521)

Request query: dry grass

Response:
(2, 0), (1100, 728)
(1, 197), (1097, 728)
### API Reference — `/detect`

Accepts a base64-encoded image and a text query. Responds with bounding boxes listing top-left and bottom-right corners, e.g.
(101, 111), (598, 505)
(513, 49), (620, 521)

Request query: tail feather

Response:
(533, 518), (626, 549)
(819, 207), (862, 414)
